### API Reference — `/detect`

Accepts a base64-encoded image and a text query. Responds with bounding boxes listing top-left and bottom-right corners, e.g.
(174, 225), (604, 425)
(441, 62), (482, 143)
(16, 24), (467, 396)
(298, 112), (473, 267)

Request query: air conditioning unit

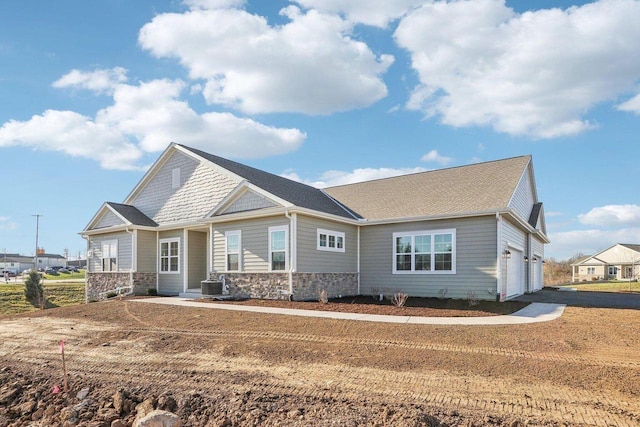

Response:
(201, 280), (223, 297)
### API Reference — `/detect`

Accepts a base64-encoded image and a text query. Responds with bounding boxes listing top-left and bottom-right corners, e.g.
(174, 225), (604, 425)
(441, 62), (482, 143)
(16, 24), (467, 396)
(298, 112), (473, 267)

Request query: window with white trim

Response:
(608, 266), (617, 275)
(317, 229), (345, 252)
(225, 230), (241, 271)
(101, 240), (118, 272)
(392, 229), (456, 274)
(159, 238), (180, 274)
(269, 225), (288, 271)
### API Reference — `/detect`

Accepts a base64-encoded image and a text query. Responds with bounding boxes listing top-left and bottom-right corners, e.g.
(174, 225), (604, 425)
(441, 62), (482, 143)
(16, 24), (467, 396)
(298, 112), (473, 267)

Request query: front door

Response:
(187, 230), (208, 291)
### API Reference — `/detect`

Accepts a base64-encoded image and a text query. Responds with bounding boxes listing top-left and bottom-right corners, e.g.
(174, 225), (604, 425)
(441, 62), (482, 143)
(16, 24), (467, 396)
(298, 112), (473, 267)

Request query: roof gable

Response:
(84, 202), (158, 231)
(324, 156), (532, 221)
(179, 145), (360, 219)
(124, 145), (242, 224)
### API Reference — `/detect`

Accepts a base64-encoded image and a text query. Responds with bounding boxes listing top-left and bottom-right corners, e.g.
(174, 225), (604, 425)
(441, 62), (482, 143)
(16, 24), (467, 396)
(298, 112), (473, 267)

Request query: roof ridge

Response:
(325, 155), (532, 190)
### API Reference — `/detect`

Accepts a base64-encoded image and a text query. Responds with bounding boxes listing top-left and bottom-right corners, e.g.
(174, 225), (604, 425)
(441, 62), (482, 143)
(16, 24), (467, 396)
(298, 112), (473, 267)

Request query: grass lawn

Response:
(41, 270), (86, 281)
(557, 280), (640, 293)
(0, 281), (85, 315)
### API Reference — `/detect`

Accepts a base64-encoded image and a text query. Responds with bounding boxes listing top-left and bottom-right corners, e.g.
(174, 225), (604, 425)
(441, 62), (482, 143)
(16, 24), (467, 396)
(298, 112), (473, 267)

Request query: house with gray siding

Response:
(81, 143), (548, 302)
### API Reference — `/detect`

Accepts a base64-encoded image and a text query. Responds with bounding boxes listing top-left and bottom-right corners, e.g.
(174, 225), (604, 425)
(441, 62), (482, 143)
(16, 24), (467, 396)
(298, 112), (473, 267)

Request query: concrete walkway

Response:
(132, 297), (566, 325)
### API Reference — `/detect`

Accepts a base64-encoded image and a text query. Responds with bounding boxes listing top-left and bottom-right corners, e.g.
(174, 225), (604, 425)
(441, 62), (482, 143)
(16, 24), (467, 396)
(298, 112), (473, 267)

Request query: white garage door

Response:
(506, 248), (524, 298)
(533, 257), (543, 291)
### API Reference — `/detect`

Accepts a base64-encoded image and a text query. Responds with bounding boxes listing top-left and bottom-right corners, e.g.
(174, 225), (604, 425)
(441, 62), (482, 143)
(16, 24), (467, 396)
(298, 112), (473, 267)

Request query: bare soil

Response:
(1, 298), (639, 426)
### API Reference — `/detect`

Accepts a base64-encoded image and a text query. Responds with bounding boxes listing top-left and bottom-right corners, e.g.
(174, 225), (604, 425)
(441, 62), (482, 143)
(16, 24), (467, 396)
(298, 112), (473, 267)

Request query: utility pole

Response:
(33, 214), (42, 271)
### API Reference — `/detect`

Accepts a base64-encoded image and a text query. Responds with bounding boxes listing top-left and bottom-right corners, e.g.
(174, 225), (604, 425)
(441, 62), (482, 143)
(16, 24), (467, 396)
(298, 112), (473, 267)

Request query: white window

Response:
(317, 229), (345, 252)
(392, 229), (456, 274)
(225, 230), (241, 271)
(101, 240), (118, 272)
(159, 238), (180, 274)
(172, 168), (180, 189)
(269, 225), (288, 271)
(608, 266), (617, 275)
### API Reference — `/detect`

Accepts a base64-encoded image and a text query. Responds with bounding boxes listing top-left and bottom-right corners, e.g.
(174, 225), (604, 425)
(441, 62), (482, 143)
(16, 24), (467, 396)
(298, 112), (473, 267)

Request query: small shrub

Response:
(391, 292), (408, 307)
(318, 289), (329, 304)
(147, 288), (158, 296)
(467, 291), (479, 307)
(438, 288), (448, 299)
(24, 271), (44, 306)
(371, 287), (379, 300)
(106, 291), (117, 299)
(591, 277), (598, 281)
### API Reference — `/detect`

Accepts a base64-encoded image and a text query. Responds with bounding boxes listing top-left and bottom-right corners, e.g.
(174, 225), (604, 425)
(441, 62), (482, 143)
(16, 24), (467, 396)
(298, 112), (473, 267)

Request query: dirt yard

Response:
(1, 299), (639, 426)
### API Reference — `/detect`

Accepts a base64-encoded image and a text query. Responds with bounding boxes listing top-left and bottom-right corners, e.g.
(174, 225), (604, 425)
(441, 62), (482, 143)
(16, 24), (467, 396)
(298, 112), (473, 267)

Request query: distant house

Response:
(571, 244), (640, 282)
(81, 143), (548, 302)
(0, 252), (67, 273)
(0, 254), (32, 274)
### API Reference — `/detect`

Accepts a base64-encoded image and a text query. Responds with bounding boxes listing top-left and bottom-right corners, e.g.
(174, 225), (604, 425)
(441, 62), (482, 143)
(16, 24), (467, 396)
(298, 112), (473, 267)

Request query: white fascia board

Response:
(80, 224), (157, 237)
(82, 203), (131, 232)
(358, 209), (510, 227)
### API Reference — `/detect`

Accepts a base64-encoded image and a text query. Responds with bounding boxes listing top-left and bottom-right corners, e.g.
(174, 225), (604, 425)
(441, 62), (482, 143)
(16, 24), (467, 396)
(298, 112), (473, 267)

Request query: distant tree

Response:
(544, 253), (584, 285)
(24, 270), (44, 307)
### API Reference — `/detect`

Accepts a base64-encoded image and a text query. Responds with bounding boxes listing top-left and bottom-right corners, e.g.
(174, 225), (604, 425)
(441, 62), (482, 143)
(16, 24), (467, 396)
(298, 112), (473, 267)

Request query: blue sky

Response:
(1, 0), (639, 261)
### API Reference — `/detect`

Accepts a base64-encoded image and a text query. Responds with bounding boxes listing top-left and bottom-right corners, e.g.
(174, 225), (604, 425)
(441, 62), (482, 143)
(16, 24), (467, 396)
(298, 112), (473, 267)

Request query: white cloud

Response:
(578, 204), (640, 227)
(138, 6), (393, 115)
(282, 166), (426, 188)
(421, 149), (453, 165)
(617, 92), (640, 114)
(0, 70), (306, 169)
(548, 227), (640, 260)
(0, 216), (17, 231)
(293, 0), (424, 27)
(184, 0), (245, 10)
(52, 67), (128, 94)
(394, 0), (640, 138)
(0, 110), (143, 170)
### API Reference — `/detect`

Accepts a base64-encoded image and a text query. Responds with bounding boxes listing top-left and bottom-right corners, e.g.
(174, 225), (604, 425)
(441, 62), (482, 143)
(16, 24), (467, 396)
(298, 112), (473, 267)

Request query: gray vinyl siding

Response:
(296, 215), (358, 273)
(509, 165), (535, 221)
(532, 236), (544, 259)
(137, 230), (157, 272)
(93, 210), (124, 229)
(188, 231), (208, 288)
(88, 232), (133, 272)
(158, 230), (184, 295)
(501, 219), (526, 252)
(222, 190), (277, 214)
(129, 150), (240, 224)
(212, 216), (289, 272)
(360, 216), (497, 300)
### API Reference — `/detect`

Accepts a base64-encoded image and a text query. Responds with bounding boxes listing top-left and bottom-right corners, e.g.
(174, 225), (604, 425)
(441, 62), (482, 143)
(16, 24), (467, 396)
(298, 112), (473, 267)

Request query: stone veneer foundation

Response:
(212, 272), (359, 301)
(86, 272), (157, 301)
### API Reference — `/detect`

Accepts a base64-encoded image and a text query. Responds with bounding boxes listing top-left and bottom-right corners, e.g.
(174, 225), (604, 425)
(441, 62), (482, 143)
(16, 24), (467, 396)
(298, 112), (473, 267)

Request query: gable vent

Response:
(172, 167), (181, 189)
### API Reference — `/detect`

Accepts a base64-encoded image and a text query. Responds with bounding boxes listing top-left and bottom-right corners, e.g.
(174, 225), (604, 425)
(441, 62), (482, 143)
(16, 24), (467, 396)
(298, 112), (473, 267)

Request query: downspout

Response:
(284, 210), (296, 297)
(496, 213), (502, 302)
(82, 235), (90, 303)
(125, 227), (135, 293)
(357, 226), (361, 295)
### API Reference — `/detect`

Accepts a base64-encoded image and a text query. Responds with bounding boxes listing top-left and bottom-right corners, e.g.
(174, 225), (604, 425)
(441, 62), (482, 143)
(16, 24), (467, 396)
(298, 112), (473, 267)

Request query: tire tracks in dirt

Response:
(1, 315), (639, 426)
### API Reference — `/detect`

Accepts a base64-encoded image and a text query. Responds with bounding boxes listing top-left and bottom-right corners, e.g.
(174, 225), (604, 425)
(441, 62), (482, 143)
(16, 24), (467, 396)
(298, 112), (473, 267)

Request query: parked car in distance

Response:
(58, 268), (70, 274)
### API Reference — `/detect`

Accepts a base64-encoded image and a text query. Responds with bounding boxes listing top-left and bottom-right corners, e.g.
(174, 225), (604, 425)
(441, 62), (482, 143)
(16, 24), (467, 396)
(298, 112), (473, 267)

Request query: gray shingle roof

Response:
(620, 244), (640, 253)
(179, 145), (360, 219)
(324, 156), (531, 221)
(106, 202), (158, 227)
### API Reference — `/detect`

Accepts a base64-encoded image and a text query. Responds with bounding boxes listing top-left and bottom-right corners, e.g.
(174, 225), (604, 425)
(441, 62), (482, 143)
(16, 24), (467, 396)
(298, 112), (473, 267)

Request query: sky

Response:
(1, 0), (640, 261)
